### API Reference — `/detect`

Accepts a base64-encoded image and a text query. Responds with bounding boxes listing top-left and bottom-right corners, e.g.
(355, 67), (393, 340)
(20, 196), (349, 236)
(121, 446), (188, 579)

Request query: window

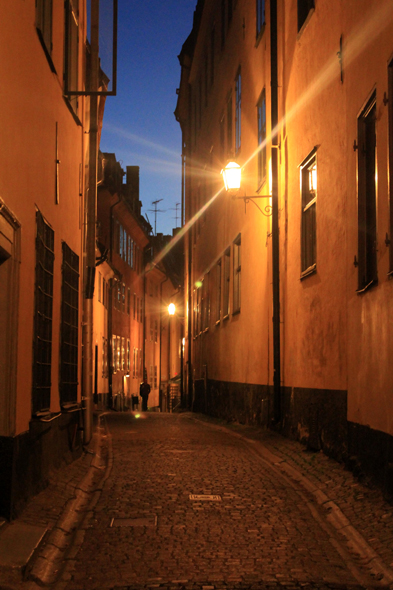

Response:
(121, 337), (125, 371)
(98, 272), (101, 302)
(257, 89), (267, 188)
(300, 150), (317, 277)
(60, 242), (79, 406)
(216, 260), (222, 323)
(36, 0), (54, 69)
(140, 299), (143, 323)
(150, 318), (154, 341)
(235, 69), (241, 155)
(154, 319), (158, 342)
(357, 92), (377, 290)
(154, 366), (158, 389)
(127, 339), (130, 373)
(298, 0), (314, 32)
(112, 336), (117, 373)
(64, 0), (79, 114)
(256, 0), (265, 38)
(133, 348), (136, 378)
(117, 336), (121, 371)
(127, 288), (131, 314)
(220, 112), (225, 162)
(122, 283), (125, 313)
(204, 273), (210, 330)
(226, 91), (233, 157)
(389, 61), (393, 273)
(136, 297), (139, 322)
(32, 210), (54, 415)
(223, 248), (230, 318)
(133, 293), (136, 319)
(233, 236), (241, 313)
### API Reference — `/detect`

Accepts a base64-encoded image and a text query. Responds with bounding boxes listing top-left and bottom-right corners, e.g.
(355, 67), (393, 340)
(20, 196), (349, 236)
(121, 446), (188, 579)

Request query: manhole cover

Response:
(189, 494), (222, 501)
(110, 515), (157, 527)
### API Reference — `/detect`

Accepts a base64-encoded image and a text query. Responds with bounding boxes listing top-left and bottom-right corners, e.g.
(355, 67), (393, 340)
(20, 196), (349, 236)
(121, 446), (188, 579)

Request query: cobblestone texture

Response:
(59, 413), (391, 590)
(1, 411), (392, 590)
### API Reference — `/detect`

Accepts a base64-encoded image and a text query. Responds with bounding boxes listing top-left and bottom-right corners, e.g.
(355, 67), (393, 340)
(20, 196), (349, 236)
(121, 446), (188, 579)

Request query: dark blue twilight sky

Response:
(100, 0), (197, 237)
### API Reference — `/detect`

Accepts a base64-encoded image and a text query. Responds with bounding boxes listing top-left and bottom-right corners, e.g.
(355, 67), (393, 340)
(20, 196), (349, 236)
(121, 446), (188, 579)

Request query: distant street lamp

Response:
(168, 302), (176, 316)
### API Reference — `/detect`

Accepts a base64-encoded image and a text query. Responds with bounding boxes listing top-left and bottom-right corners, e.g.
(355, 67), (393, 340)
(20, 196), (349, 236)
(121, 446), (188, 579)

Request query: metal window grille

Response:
(60, 242), (79, 405)
(64, 0), (79, 114)
(32, 210), (54, 415)
(233, 236), (241, 312)
(223, 249), (230, 317)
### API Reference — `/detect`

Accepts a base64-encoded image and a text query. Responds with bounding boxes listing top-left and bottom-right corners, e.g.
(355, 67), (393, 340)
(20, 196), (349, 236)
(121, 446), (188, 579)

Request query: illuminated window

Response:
(235, 69), (241, 155)
(300, 150), (317, 277)
(127, 288), (130, 315)
(112, 336), (117, 373)
(32, 210), (54, 415)
(127, 339), (130, 373)
(357, 92), (377, 291)
(298, 0), (314, 32)
(257, 89), (267, 189)
(223, 248), (230, 318)
(256, 0), (265, 38)
(233, 235), (241, 313)
(64, 0), (79, 114)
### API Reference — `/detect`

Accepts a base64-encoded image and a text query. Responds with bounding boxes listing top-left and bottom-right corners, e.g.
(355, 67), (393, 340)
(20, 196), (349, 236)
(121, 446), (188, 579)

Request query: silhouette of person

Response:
(139, 378), (151, 411)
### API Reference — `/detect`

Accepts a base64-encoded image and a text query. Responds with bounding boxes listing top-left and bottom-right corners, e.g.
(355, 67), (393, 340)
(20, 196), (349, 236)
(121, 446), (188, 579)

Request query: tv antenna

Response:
(169, 202), (181, 228)
(147, 199), (166, 235)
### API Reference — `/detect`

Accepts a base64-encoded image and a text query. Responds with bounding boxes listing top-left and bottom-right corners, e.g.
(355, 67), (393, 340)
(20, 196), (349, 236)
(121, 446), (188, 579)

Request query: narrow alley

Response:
(8, 412), (392, 590)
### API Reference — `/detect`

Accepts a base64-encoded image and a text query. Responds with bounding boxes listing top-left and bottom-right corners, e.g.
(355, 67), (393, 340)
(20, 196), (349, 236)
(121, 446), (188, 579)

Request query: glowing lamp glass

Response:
(168, 303), (176, 316)
(222, 161), (241, 191)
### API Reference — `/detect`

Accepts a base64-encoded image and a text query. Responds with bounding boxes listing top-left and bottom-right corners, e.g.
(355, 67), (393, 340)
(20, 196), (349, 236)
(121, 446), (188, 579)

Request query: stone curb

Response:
(24, 415), (109, 587)
(193, 416), (393, 588)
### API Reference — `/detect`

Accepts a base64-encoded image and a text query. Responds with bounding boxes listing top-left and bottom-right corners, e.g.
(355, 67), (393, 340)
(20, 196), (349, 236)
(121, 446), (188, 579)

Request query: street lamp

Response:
(221, 161), (272, 217)
(168, 302), (176, 316)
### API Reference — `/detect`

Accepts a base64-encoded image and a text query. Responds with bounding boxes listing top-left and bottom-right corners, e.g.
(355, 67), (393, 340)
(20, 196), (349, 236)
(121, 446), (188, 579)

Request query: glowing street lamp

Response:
(221, 160), (272, 217)
(168, 302), (176, 316)
(221, 161), (241, 191)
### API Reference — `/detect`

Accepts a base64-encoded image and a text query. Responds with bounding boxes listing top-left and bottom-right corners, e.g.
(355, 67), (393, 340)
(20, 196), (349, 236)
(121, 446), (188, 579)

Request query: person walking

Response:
(139, 378), (151, 411)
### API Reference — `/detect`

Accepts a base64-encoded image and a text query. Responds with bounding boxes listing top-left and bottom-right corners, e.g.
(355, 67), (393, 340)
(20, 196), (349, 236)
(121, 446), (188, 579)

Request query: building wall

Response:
(0, 0), (95, 518)
(177, 0), (393, 493)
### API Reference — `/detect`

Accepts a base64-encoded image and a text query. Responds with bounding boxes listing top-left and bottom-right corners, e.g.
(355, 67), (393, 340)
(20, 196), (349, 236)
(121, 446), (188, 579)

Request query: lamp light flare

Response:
(221, 161), (242, 191)
(168, 303), (176, 316)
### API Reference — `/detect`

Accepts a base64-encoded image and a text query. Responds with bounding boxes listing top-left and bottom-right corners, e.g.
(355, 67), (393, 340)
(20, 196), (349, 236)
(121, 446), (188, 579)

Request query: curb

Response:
(193, 416), (393, 588)
(24, 414), (109, 587)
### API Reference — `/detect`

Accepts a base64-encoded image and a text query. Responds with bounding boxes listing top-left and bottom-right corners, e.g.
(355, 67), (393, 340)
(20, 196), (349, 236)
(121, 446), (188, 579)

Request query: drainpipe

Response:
(82, 0), (99, 444)
(270, 0), (281, 424)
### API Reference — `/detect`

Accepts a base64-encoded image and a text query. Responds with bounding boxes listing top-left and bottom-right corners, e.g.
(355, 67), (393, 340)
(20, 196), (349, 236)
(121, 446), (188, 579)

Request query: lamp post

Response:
(221, 157), (281, 425)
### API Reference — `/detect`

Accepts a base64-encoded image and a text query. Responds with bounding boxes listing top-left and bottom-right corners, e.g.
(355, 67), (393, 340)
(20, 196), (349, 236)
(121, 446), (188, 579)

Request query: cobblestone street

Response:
(49, 412), (392, 590)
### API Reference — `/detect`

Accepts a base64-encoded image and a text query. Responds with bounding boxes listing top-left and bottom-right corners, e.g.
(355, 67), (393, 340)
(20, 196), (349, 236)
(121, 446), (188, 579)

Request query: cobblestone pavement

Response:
(50, 412), (392, 590)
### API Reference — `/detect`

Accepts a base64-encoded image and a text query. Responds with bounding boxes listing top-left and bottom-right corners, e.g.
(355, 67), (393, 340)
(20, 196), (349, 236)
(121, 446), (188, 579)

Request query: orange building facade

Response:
(0, 0), (111, 519)
(176, 0), (393, 493)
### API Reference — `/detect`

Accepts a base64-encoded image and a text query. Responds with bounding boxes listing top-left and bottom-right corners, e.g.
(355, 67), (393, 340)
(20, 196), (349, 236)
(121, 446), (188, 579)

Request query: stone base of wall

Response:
(0, 411), (82, 521)
(195, 378), (393, 498)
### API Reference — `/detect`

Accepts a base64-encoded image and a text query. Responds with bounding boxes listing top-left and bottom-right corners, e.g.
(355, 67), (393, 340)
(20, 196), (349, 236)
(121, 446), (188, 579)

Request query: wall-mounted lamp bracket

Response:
(232, 194), (272, 216)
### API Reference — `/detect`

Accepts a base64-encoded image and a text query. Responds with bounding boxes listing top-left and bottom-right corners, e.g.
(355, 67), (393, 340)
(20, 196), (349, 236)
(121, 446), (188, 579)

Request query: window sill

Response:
(223, 314), (230, 321)
(215, 320), (220, 327)
(300, 263), (316, 280)
(255, 25), (266, 48)
(232, 308), (240, 316)
(356, 279), (377, 294)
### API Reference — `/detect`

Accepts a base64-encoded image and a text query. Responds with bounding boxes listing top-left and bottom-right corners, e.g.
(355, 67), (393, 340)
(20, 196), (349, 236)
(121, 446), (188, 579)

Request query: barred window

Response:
(233, 235), (241, 313)
(60, 242), (79, 406)
(32, 210), (54, 415)
(223, 248), (230, 318)
(36, 0), (54, 69)
(64, 0), (79, 114)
